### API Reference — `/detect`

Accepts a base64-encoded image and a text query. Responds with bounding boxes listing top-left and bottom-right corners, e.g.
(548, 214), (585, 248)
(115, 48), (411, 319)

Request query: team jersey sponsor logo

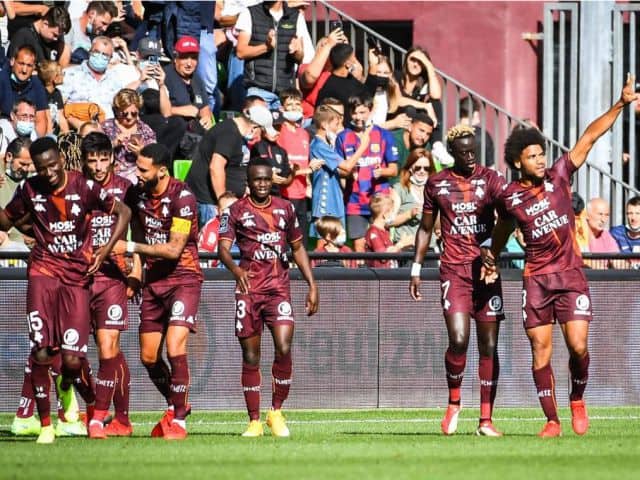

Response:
(49, 220), (75, 233)
(531, 210), (569, 240)
(574, 294), (591, 315)
(219, 215), (229, 233)
(487, 295), (504, 316)
(277, 301), (294, 321)
(471, 179), (486, 186)
(475, 187), (485, 198)
(107, 304), (123, 322)
(65, 194), (80, 201)
(240, 211), (256, 228)
(179, 190), (191, 198)
(544, 181), (554, 192)
(450, 214), (487, 235)
(525, 198), (551, 217)
(437, 187), (450, 196)
(71, 203), (81, 217)
(452, 201), (477, 214)
(257, 232), (281, 244)
(180, 206), (193, 217)
(358, 156), (383, 167)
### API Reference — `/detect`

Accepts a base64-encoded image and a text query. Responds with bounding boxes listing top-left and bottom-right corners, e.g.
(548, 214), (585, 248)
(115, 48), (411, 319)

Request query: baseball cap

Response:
(174, 36), (200, 55)
(138, 37), (162, 58)
(246, 105), (277, 137)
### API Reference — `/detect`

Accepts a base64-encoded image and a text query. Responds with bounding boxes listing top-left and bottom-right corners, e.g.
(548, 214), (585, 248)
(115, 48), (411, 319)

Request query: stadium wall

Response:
(0, 269), (638, 412)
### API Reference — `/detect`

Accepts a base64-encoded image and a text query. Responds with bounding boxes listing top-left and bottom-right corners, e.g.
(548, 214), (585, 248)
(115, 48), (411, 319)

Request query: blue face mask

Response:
(86, 22), (94, 36)
(15, 120), (34, 137)
(88, 52), (109, 73)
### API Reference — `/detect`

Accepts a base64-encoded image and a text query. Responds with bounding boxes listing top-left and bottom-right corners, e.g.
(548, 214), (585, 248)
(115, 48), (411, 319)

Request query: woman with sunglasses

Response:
(101, 88), (156, 183)
(388, 148), (435, 249)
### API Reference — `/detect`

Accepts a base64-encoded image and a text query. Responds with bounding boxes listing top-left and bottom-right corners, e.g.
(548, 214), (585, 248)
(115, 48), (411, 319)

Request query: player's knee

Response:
(62, 354), (81, 370)
(478, 340), (497, 358)
(31, 348), (50, 364)
(569, 343), (588, 359)
(449, 335), (468, 353)
(140, 352), (158, 365)
(275, 343), (291, 358)
(242, 351), (260, 366)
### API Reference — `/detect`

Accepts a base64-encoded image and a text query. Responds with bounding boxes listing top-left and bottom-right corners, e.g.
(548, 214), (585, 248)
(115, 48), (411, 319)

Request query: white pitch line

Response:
(2, 415), (639, 429)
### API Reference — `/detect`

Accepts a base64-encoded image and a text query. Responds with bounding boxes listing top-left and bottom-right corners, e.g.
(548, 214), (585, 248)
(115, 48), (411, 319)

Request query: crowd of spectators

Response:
(0, 1), (635, 269)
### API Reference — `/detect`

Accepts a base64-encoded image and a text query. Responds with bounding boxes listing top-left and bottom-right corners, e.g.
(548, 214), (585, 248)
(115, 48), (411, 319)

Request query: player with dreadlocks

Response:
(409, 124), (507, 436)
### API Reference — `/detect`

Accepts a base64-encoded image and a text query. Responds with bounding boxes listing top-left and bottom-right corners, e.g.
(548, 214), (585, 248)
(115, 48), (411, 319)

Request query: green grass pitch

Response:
(1, 407), (639, 479)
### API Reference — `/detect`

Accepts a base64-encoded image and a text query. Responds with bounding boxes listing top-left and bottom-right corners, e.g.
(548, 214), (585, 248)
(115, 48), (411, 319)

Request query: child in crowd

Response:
(313, 216), (356, 268)
(365, 194), (413, 268)
(277, 88), (321, 247)
(198, 191), (238, 268)
(37, 60), (68, 135)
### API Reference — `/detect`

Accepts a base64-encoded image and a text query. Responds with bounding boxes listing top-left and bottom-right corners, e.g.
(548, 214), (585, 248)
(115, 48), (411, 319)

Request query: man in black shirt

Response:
(316, 43), (370, 127)
(186, 97), (277, 227)
(8, 6), (70, 64)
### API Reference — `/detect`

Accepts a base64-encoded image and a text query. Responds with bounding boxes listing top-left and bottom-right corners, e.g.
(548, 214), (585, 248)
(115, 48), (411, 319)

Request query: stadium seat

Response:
(173, 160), (193, 181)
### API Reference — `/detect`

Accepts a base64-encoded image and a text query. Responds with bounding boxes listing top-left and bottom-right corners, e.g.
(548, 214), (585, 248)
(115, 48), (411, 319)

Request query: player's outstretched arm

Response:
(291, 239), (319, 316)
(218, 238), (251, 294)
(409, 211), (435, 301)
(570, 73), (639, 169)
(88, 201), (132, 275)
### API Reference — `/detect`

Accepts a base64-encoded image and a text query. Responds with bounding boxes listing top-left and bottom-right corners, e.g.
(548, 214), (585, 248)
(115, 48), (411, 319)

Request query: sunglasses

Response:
(412, 165), (430, 172)
(116, 110), (139, 119)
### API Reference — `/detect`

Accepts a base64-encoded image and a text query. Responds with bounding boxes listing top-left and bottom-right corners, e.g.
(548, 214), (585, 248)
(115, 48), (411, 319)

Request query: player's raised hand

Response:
(305, 283), (319, 316)
(621, 73), (640, 105)
(409, 276), (422, 301)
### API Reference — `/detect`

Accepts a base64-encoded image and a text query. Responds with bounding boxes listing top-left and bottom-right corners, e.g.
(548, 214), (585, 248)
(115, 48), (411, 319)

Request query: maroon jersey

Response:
(4, 170), (116, 286)
(126, 177), (203, 285)
(219, 196), (302, 295)
(423, 165), (505, 265)
(91, 173), (132, 280)
(365, 224), (394, 268)
(496, 153), (583, 277)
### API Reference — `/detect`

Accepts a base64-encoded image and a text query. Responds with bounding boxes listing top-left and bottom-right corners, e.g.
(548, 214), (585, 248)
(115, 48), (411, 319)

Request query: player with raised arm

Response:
(115, 143), (203, 440)
(409, 125), (506, 436)
(481, 75), (639, 437)
(218, 158), (318, 438)
(0, 137), (131, 444)
(81, 132), (137, 438)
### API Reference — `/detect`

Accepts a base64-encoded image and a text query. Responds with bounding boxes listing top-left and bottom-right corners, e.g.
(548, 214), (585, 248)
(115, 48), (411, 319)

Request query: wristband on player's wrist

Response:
(126, 241), (136, 254)
(410, 262), (422, 277)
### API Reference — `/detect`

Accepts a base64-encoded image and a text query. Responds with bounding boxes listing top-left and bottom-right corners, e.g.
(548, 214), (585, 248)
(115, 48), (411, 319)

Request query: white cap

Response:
(245, 105), (278, 137)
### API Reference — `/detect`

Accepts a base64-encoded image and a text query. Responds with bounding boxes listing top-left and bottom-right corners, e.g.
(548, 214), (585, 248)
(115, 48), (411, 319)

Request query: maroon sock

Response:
(68, 357), (96, 405)
(168, 355), (190, 420)
(271, 352), (292, 410)
(143, 359), (172, 403)
(113, 352), (131, 425)
(31, 356), (52, 427)
(479, 354), (500, 421)
(569, 352), (590, 401)
(533, 364), (559, 423)
(242, 362), (261, 421)
(445, 348), (466, 404)
(95, 357), (118, 411)
(16, 358), (35, 418)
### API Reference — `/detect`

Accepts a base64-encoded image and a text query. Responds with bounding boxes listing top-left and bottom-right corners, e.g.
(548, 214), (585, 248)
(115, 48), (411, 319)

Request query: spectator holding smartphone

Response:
(101, 88), (156, 183)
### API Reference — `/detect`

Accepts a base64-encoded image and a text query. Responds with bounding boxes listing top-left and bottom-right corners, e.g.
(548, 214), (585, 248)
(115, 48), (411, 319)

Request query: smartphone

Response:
(147, 55), (159, 66)
(329, 19), (343, 32)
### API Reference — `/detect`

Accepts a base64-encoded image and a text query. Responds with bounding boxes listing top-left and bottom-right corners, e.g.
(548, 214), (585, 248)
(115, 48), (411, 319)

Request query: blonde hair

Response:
(446, 124), (475, 146)
(112, 88), (143, 113)
(370, 193), (391, 218)
(315, 216), (343, 240)
(313, 103), (342, 129)
(38, 59), (61, 85)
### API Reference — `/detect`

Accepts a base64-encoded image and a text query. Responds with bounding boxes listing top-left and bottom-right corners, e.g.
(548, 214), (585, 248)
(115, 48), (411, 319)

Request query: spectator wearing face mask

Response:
(0, 45), (49, 137)
(66, 1), (118, 64)
(0, 99), (39, 155)
(313, 215), (356, 268)
(0, 136), (35, 248)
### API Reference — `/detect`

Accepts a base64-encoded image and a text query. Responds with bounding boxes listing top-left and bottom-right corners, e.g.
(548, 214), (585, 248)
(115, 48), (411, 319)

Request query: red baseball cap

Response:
(174, 36), (200, 54)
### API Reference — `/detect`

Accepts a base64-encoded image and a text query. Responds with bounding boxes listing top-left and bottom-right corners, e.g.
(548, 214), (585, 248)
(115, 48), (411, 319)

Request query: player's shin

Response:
(16, 358), (36, 419)
(479, 354), (500, 421)
(533, 363), (559, 423)
(142, 359), (172, 403)
(569, 352), (590, 401)
(94, 356), (119, 421)
(242, 362), (261, 421)
(31, 356), (53, 427)
(113, 352), (131, 425)
(444, 349), (466, 404)
(272, 352), (292, 410)
(168, 354), (190, 421)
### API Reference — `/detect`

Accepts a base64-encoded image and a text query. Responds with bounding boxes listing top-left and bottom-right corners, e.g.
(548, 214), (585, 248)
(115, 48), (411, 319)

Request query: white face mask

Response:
(282, 110), (303, 123)
(333, 231), (346, 247)
(410, 174), (427, 186)
(326, 130), (337, 145)
(626, 224), (640, 233)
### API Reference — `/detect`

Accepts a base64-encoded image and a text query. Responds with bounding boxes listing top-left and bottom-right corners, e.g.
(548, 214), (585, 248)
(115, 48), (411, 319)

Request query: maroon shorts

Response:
(90, 278), (128, 331)
(26, 274), (91, 357)
(139, 282), (201, 334)
(439, 260), (505, 322)
(234, 292), (295, 339)
(522, 268), (592, 329)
